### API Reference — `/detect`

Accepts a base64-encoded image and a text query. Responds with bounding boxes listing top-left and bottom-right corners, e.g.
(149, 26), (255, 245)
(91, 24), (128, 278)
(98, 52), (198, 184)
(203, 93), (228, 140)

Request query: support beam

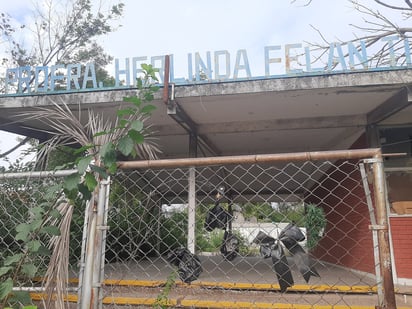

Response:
(152, 114), (367, 137)
(367, 88), (409, 125)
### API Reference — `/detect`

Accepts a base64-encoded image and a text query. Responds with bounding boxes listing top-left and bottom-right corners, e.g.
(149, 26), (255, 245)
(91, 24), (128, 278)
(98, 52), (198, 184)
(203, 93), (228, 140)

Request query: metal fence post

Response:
(79, 193), (98, 309)
(96, 178), (110, 309)
(188, 167), (196, 253)
(371, 152), (397, 309)
(79, 178), (110, 309)
(359, 163), (383, 304)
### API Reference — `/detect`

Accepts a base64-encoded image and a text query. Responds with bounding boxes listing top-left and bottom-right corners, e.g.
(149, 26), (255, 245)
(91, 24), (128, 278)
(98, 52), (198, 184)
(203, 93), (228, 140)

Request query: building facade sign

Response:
(2, 36), (411, 95)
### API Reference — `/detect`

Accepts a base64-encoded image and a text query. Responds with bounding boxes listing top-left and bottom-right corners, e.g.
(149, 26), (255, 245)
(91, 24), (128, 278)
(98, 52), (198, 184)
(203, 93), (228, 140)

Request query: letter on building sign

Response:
(264, 45), (281, 76)
(404, 38), (412, 65)
(115, 58), (130, 87)
(195, 52), (212, 81)
(285, 43), (303, 74)
(132, 57), (147, 86)
(34, 66), (49, 92)
(169, 54), (186, 83)
(304, 47), (323, 73)
(328, 43), (347, 71)
(151, 55), (165, 83)
(348, 41), (367, 70)
(18, 66), (31, 93)
(82, 63), (97, 89)
(5, 68), (18, 94)
(381, 36), (399, 67)
(50, 64), (65, 91)
(234, 49), (251, 79)
(67, 64), (81, 90)
(214, 50), (230, 80)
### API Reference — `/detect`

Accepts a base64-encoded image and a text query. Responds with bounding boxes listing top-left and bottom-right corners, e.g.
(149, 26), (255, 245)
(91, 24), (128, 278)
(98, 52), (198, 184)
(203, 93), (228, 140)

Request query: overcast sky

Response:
(0, 0), (406, 167)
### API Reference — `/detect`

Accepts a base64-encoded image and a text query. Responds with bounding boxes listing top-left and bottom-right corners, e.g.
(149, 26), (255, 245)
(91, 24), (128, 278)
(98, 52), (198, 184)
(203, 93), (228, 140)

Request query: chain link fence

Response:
(0, 149), (403, 308)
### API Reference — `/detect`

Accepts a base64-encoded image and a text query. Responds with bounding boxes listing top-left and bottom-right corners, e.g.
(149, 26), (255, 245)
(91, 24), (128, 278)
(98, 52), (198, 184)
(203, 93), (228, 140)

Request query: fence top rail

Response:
(0, 169), (77, 180)
(117, 148), (382, 170)
(0, 149), (382, 178)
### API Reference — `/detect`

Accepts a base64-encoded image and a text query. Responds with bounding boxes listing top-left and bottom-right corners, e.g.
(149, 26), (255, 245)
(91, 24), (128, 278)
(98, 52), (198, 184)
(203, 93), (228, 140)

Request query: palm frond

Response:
(42, 201), (73, 309)
(17, 96), (161, 162)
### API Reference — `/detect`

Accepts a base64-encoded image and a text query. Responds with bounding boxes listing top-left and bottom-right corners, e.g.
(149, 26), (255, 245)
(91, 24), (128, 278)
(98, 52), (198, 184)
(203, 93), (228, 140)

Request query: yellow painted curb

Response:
(30, 293), (412, 309)
(45, 277), (377, 294)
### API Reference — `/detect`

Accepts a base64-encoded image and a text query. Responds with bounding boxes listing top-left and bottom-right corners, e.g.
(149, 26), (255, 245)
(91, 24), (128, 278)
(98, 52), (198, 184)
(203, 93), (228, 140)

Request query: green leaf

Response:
(0, 266), (12, 277)
(119, 119), (128, 127)
(107, 162), (117, 174)
(16, 231), (30, 242)
(78, 183), (92, 201)
(0, 278), (13, 301)
(30, 219), (43, 231)
(144, 92), (154, 102)
(16, 223), (31, 241)
(141, 104), (156, 114)
(21, 263), (37, 278)
(36, 245), (51, 256)
(44, 184), (63, 199)
(74, 144), (94, 155)
(117, 107), (135, 118)
(30, 206), (44, 219)
(141, 63), (150, 71)
(117, 136), (134, 156)
(40, 225), (61, 236)
(130, 119), (144, 131)
(136, 78), (143, 90)
(89, 164), (109, 179)
(84, 172), (98, 191)
(64, 188), (79, 202)
(4, 254), (23, 266)
(128, 129), (144, 144)
(27, 240), (41, 253)
(77, 156), (93, 174)
(123, 96), (141, 107)
(64, 173), (81, 191)
(8, 290), (32, 305)
(100, 143), (117, 167)
(49, 209), (62, 219)
(93, 131), (108, 137)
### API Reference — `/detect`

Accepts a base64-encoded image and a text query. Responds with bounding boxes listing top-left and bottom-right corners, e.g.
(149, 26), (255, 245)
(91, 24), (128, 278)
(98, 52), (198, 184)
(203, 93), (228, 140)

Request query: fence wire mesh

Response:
(0, 154), (402, 308)
(101, 159), (384, 308)
(0, 173), (84, 289)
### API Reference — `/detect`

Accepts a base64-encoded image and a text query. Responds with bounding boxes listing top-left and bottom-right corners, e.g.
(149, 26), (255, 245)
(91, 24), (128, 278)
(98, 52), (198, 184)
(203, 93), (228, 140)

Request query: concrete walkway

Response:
(97, 255), (412, 308)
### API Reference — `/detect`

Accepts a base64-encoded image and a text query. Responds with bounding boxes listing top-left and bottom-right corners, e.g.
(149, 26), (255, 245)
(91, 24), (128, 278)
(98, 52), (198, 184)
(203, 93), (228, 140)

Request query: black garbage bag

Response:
(220, 230), (239, 261)
(279, 222), (305, 242)
(253, 231), (276, 259)
(204, 202), (232, 231)
(271, 240), (294, 293)
(253, 230), (276, 245)
(166, 247), (202, 283)
(280, 237), (320, 283)
(259, 244), (272, 258)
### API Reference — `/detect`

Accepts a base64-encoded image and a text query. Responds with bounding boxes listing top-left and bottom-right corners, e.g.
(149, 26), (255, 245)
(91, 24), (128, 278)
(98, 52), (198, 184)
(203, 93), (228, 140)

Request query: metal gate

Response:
(0, 148), (402, 308)
(98, 148), (398, 308)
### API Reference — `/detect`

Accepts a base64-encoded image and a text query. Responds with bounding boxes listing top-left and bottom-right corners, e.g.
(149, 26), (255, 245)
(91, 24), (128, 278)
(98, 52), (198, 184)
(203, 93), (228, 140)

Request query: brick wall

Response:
(307, 160), (375, 274)
(306, 134), (376, 273)
(390, 216), (412, 279)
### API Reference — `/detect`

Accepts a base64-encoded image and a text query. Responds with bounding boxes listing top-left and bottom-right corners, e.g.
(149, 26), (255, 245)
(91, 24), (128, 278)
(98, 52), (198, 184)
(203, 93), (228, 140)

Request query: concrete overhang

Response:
(1, 69), (412, 159)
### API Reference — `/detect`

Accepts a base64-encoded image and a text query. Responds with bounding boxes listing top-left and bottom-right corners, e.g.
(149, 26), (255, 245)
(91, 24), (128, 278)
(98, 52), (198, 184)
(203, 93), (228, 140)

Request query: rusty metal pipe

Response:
(162, 55), (170, 104)
(117, 148), (381, 170)
(372, 151), (397, 309)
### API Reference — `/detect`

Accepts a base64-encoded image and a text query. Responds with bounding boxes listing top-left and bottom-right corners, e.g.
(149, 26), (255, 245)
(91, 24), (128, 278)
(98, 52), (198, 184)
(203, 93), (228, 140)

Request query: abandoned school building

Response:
(1, 48), (412, 308)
